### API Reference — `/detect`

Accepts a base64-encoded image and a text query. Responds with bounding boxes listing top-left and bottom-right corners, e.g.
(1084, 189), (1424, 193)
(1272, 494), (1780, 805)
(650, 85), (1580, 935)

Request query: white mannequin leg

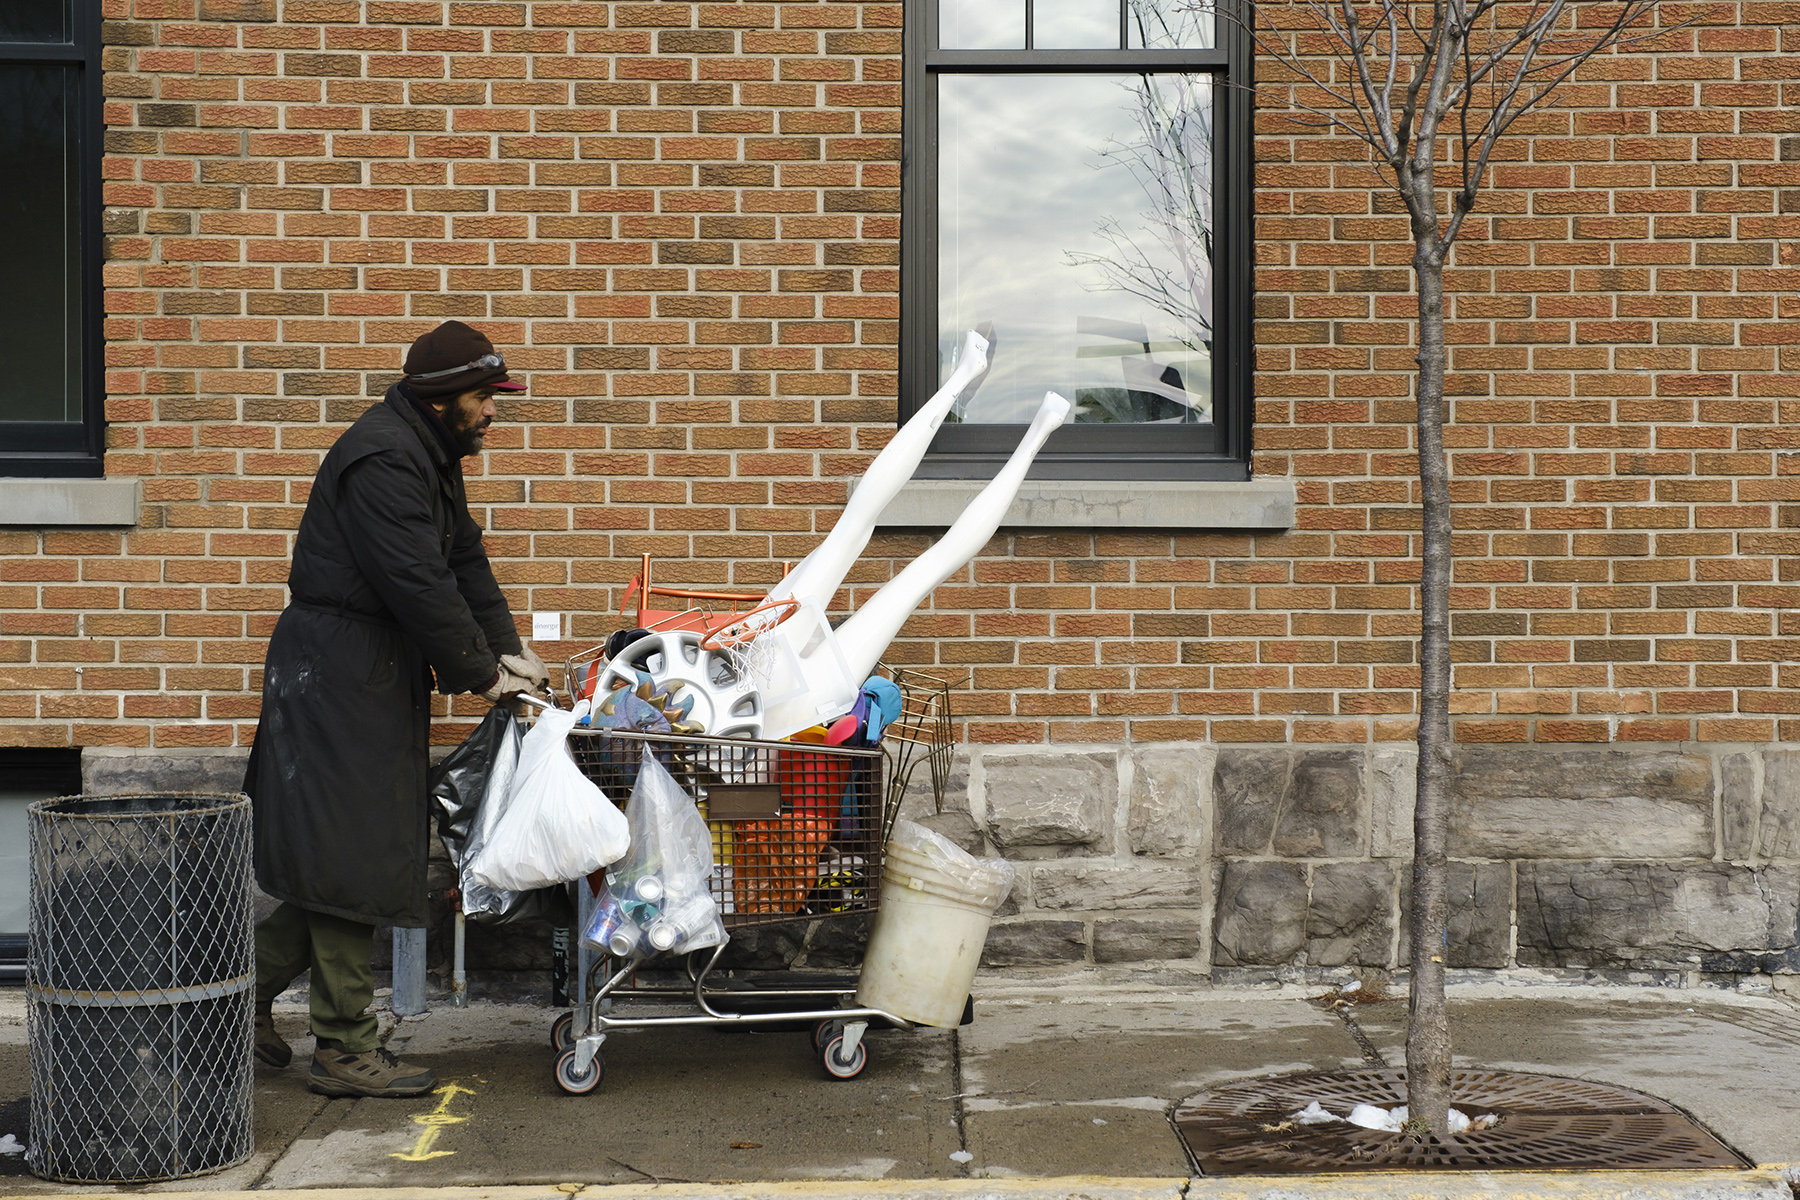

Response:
(769, 327), (993, 609)
(832, 391), (1071, 683)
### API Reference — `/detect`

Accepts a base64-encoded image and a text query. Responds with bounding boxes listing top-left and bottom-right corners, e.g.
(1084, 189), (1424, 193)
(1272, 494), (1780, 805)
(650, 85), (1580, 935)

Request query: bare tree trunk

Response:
(1241, 0), (1665, 1141)
(1406, 232), (1454, 1137)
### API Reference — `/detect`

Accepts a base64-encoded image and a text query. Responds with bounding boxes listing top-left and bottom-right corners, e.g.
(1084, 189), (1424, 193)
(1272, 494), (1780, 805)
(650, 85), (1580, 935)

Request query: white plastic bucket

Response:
(856, 835), (1010, 1028)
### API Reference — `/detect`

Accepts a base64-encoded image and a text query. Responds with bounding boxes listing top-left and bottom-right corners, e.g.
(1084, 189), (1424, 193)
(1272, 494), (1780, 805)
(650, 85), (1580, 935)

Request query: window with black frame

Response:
(902, 0), (1251, 481)
(1, 0), (102, 477)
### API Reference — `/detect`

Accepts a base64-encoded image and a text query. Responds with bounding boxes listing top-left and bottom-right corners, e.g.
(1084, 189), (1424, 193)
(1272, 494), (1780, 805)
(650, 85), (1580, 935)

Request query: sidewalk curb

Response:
(9, 1170), (1787, 1200)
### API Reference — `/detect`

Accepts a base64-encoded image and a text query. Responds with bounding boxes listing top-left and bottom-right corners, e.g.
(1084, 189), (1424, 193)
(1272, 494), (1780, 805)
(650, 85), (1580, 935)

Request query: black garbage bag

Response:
(429, 706), (574, 927)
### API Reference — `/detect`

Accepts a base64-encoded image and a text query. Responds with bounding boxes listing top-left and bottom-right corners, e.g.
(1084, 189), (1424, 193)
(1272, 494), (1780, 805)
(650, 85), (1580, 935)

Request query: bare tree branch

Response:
(1217, 0), (1677, 1137)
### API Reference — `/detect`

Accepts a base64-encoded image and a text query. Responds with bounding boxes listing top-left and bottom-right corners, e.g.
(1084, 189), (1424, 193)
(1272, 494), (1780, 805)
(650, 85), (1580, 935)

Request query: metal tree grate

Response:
(27, 793), (255, 1183)
(1173, 1069), (1750, 1174)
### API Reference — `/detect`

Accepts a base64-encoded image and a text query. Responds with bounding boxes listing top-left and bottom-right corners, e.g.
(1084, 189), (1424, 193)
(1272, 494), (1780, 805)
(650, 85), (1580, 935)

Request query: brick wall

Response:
(1245, 0), (1800, 746)
(2, 0), (903, 748)
(1, 0), (1797, 752)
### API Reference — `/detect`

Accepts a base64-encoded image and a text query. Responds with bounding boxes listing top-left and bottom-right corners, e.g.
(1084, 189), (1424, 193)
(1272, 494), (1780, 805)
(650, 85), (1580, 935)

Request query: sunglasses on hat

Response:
(409, 352), (505, 381)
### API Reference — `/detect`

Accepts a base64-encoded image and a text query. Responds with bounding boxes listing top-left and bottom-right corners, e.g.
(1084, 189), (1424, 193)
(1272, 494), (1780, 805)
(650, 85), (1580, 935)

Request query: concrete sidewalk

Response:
(2, 970), (1797, 1198)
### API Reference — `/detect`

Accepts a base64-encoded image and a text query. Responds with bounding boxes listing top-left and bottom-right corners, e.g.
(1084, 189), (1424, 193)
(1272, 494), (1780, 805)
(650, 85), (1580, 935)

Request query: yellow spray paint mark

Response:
(391, 1081), (475, 1162)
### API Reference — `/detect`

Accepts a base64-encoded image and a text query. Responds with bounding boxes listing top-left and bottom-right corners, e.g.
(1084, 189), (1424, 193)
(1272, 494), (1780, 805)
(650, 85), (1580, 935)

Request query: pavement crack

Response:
(1329, 1000), (1389, 1067)
(951, 1025), (970, 1173)
(247, 1090), (336, 1190)
(606, 1155), (692, 1185)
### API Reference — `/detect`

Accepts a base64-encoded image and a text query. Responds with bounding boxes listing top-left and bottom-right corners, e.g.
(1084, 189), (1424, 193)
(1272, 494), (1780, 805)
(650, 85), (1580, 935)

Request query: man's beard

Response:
(445, 398), (491, 456)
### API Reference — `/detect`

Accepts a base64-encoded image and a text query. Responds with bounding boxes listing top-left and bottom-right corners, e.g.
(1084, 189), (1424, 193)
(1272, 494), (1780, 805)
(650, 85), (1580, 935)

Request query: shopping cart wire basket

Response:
(567, 728), (890, 927)
(536, 668), (957, 1093)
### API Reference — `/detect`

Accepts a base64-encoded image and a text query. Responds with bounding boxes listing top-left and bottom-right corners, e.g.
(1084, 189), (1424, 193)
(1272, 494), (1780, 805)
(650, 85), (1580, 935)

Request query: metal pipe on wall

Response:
(392, 925), (427, 1017)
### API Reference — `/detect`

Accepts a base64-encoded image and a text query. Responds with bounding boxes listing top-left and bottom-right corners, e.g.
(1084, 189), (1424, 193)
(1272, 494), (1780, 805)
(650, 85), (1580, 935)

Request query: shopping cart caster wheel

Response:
(550, 1011), (576, 1053)
(819, 1033), (867, 1080)
(811, 1019), (844, 1054)
(554, 1047), (604, 1095)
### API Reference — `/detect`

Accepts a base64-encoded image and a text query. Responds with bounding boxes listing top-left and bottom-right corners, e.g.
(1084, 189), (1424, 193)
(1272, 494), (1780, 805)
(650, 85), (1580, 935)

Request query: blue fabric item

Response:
(861, 676), (902, 742)
(584, 687), (672, 735)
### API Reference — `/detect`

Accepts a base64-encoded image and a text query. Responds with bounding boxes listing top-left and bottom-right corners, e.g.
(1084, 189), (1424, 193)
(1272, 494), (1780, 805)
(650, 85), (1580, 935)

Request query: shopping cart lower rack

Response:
(545, 723), (923, 1094)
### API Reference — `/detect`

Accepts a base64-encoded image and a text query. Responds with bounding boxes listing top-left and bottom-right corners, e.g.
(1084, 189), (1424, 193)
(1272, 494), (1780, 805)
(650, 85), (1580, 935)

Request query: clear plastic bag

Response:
(466, 700), (630, 891)
(581, 746), (725, 958)
(886, 818), (1015, 910)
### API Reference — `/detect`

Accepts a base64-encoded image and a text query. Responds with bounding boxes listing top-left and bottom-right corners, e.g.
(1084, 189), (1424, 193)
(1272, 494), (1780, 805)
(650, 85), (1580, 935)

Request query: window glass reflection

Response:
(0, 65), (82, 424)
(1126, 0), (1215, 49)
(0, 1), (69, 42)
(1035, 0), (1119, 48)
(938, 74), (1214, 426)
(939, 0), (1026, 49)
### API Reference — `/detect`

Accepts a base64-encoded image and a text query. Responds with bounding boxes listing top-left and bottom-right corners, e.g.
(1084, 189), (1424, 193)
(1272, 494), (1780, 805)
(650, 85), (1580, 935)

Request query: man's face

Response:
(438, 386), (498, 456)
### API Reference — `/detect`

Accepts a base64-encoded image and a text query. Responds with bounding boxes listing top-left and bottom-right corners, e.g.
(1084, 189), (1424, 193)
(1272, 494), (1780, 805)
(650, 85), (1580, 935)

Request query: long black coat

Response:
(246, 385), (522, 927)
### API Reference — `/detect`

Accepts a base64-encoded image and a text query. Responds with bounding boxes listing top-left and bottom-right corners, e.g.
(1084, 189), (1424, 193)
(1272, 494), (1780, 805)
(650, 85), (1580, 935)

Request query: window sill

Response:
(0, 478), (141, 527)
(861, 478), (1296, 530)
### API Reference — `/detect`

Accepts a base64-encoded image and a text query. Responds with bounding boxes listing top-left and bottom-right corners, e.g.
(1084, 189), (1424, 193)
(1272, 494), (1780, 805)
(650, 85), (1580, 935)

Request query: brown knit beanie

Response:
(402, 321), (526, 400)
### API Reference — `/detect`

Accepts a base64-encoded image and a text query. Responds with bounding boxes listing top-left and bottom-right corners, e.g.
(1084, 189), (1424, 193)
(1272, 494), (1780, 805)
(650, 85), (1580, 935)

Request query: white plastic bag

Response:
(467, 700), (629, 891)
(581, 746), (725, 957)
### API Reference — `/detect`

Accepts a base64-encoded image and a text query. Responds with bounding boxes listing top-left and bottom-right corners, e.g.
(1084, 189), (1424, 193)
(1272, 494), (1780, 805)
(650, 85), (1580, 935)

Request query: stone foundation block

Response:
(980, 919), (1089, 967)
(82, 746), (249, 796)
(897, 747), (972, 818)
(1030, 861), (1208, 910)
(1723, 748), (1800, 861)
(1516, 860), (1800, 969)
(1214, 748), (1364, 858)
(1128, 743), (1211, 857)
(1758, 750), (1800, 860)
(461, 916), (559, 972)
(1093, 917), (1203, 963)
(1399, 860), (1514, 969)
(1721, 750), (1760, 860)
(1370, 745), (1417, 859)
(1450, 747), (1714, 859)
(1447, 860), (1513, 969)
(1305, 861), (1396, 968)
(916, 809), (985, 854)
(1212, 861), (1307, 967)
(982, 749), (1116, 855)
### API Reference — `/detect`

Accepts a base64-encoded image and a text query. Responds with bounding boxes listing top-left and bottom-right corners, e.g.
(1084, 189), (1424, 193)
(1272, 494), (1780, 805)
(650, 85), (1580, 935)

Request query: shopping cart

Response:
(532, 668), (957, 1095)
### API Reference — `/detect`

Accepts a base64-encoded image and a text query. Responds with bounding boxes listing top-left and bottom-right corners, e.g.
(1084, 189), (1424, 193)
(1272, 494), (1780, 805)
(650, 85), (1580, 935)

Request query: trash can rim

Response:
(28, 791), (250, 820)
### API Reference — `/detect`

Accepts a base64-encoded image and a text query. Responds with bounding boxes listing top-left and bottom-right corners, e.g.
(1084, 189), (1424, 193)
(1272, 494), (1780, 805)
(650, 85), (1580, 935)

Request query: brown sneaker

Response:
(255, 1011), (293, 1068)
(308, 1042), (437, 1098)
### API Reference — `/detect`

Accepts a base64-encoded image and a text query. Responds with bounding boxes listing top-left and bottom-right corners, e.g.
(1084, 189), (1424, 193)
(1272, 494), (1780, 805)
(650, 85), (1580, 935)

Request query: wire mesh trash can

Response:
(27, 793), (255, 1183)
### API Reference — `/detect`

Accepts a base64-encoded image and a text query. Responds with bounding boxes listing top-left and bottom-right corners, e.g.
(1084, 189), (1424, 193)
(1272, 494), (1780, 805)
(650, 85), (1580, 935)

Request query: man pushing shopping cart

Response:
(245, 321), (552, 1098)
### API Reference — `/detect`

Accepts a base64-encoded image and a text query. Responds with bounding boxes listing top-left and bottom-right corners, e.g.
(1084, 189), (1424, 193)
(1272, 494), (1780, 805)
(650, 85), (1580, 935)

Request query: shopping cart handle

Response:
(511, 691), (555, 711)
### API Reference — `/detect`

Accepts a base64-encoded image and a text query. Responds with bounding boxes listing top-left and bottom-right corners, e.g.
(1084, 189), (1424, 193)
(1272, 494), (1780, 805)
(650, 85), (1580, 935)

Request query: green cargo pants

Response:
(254, 901), (380, 1052)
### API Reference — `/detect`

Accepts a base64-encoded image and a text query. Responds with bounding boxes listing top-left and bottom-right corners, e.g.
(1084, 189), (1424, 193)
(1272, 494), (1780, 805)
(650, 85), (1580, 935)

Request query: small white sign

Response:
(531, 612), (561, 641)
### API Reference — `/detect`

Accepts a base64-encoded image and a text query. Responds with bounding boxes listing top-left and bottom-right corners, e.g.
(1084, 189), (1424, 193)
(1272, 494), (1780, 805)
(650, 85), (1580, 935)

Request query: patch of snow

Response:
(1289, 1103), (1498, 1135)
(1347, 1103), (1405, 1131)
(1289, 1101), (1338, 1125)
(949, 1150), (974, 1164)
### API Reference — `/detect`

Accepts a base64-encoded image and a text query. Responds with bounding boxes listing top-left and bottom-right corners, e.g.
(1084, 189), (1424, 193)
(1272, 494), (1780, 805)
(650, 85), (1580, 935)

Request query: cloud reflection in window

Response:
(938, 73), (1215, 426)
